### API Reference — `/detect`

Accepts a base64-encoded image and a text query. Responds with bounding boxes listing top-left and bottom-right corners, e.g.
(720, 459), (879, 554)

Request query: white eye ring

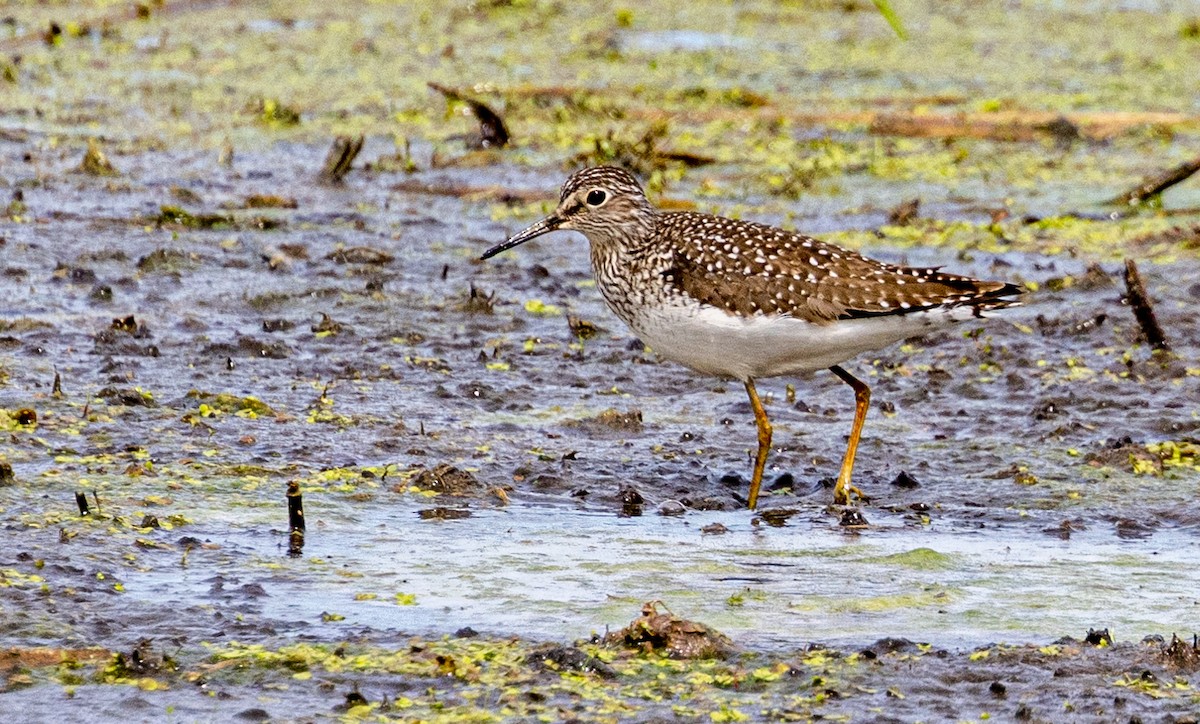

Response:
(585, 189), (608, 206)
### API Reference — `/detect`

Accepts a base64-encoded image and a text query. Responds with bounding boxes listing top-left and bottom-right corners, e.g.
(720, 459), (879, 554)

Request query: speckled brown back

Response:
(656, 212), (1020, 323)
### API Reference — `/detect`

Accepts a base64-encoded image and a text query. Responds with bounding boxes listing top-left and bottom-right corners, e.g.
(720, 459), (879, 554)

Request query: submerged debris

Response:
(890, 471), (921, 489)
(757, 508), (800, 527)
(1158, 634), (1200, 672)
(406, 464), (481, 496)
(1131, 224), (1200, 251)
(109, 639), (171, 677)
(860, 637), (923, 659)
(428, 82), (510, 149)
(605, 602), (736, 660)
(78, 138), (119, 176)
(311, 313), (345, 336)
(243, 194), (298, 209)
(887, 197), (921, 225)
(567, 315), (603, 340)
(457, 284), (496, 314)
(571, 121), (714, 176)
(249, 97), (301, 126)
(417, 507), (472, 520)
(565, 408), (643, 433)
(324, 246), (394, 265)
(657, 499), (686, 516)
(154, 206), (232, 230)
(110, 315), (139, 334)
(839, 509), (869, 528)
(526, 645), (616, 678)
(186, 391), (277, 416)
(1043, 519), (1086, 539)
(96, 386), (157, 407)
(319, 135), (364, 182)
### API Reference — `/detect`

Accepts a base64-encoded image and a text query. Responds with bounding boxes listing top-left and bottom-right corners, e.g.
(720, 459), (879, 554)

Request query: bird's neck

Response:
(586, 209), (672, 328)
(584, 205), (659, 256)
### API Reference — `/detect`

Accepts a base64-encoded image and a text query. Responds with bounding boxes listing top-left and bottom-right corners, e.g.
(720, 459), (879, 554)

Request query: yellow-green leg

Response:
(829, 365), (869, 505)
(743, 379), (772, 510)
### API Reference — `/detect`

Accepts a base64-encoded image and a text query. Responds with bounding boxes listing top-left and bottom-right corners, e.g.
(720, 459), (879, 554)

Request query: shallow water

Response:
(126, 502), (1200, 649)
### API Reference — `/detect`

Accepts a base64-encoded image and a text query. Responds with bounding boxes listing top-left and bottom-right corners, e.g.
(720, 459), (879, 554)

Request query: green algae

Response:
(180, 636), (848, 722)
(821, 214), (1200, 263)
(858, 547), (958, 570)
(154, 205), (233, 229)
(185, 390), (278, 417)
(5, 0), (1200, 211)
(792, 587), (959, 615)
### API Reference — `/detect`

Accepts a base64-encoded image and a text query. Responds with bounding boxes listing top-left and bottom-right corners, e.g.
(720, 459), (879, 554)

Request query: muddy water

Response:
(3, 0), (1200, 719)
(3, 135), (1199, 718)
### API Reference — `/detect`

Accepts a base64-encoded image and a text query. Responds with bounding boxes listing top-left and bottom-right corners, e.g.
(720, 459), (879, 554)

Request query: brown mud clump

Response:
(324, 246), (394, 265)
(1158, 634), (1200, 672)
(566, 408), (644, 434)
(525, 645), (616, 678)
(404, 464), (482, 496)
(605, 601), (736, 660)
(78, 138), (119, 176)
(417, 507), (472, 520)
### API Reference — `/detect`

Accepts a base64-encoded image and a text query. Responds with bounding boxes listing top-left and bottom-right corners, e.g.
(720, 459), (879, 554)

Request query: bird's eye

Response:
(586, 189), (608, 206)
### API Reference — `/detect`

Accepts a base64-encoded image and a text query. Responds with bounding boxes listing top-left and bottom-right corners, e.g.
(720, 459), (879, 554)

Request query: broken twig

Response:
(1109, 155), (1200, 206)
(319, 135), (364, 183)
(428, 82), (509, 148)
(1123, 259), (1170, 351)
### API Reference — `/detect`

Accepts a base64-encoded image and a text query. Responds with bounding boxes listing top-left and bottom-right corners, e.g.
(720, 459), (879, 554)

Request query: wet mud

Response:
(2, 0), (1200, 720)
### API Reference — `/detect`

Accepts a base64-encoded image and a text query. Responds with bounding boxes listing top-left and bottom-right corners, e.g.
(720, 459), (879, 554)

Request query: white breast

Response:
(627, 303), (974, 381)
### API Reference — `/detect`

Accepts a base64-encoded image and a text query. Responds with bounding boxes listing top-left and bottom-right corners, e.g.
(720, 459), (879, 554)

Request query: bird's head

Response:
(481, 166), (654, 259)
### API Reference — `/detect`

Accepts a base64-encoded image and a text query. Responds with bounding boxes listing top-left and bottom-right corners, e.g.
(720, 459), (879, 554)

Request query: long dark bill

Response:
(480, 214), (562, 260)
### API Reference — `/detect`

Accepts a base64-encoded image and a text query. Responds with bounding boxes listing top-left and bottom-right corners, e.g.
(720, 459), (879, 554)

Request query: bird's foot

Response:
(832, 481), (867, 506)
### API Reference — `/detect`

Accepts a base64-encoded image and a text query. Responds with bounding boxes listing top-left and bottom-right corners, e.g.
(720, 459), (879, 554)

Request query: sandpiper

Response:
(482, 166), (1021, 509)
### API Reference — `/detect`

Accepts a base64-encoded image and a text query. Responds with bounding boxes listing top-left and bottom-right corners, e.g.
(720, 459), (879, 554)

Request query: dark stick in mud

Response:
(427, 82), (510, 148)
(75, 491), (89, 516)
(1123, 259), (1170, 351)
(287, 481), (305, 556)
(1109, 155), (1200, 206)
(319, 135), (364, 183)
(286, 481), (305, 532)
